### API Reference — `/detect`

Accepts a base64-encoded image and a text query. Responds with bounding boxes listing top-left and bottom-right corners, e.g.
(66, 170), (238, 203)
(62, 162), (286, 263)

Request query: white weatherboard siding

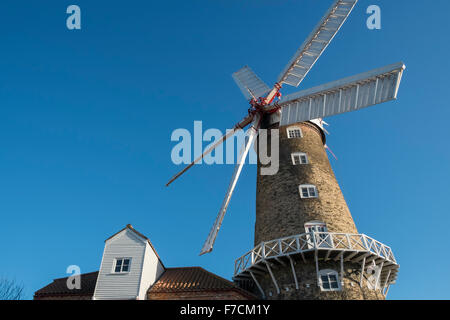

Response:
(138, 242), (164, 299)
(93, 228), (164, 300)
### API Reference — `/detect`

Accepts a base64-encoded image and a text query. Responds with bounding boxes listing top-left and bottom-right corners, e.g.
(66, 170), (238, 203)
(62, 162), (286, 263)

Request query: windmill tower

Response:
(167, 0), (403, 300)
(246, 116), (395, 300)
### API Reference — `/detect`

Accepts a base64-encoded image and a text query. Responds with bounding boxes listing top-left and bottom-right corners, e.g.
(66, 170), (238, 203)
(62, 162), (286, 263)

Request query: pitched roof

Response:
(35, 268), (256, 299)
(105, 224), (165, 268)
(34, 271), (98, 298)
(148, 267), (256, 298)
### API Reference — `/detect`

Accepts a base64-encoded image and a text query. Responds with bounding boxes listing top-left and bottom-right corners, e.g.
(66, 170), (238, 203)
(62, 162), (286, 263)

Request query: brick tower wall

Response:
(251, 117), (383, 300)
(255, 120), (357, 246)
(257, 258), (385, 300)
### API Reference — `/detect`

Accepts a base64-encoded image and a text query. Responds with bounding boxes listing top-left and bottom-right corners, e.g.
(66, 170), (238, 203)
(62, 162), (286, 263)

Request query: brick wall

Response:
(255, 121), (358, 245)
(255, 257), (385, 300)
(148, 290), (251, 300)
(34, 294), (93, 300)
(250, 120), (383, 300)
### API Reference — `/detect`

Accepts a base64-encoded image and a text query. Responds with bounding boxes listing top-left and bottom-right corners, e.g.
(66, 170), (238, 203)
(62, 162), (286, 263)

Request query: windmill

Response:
(166, 0), (405, 257)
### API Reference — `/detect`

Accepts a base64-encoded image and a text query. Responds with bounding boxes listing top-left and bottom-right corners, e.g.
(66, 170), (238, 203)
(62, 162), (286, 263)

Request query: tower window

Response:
(287, 127), (303, 139)
(299, 185), (318, 199)
(113, 258), (131, 273)
(305, 221), (332, 248)
(304, 221), (328, 233)
(319, 270), (341, 291)
(291, 152), (308, 165)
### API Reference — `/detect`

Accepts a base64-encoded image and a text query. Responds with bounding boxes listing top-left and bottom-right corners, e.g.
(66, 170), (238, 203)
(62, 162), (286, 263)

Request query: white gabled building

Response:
(34, 224), (254, 300)
(92, 224), (165, 300)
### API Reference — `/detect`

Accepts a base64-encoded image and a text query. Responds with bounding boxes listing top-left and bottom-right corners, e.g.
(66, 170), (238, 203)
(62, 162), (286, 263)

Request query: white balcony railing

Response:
(234, 232), (397, 276)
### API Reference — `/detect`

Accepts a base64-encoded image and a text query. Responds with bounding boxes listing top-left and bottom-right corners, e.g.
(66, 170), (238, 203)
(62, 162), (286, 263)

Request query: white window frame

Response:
(305, 221), (333, 248)
(319, 269), (341, 292)
(304, 221), (328, 233)
(291, 152), (308, 165)
(287, 126), (303, 139)
(299, 185), (318, 199)
(112, 257), (132, 274)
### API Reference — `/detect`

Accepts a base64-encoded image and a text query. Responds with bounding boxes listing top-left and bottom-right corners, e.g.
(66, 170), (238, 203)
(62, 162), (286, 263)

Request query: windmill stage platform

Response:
(233, 232), (398, 297)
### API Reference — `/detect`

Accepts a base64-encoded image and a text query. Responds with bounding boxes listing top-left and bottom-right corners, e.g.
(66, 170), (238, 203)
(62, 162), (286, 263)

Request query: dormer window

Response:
(319, 270), (341, 291)
(113, 258), (131, 273)
(292, 152), (308, 165)
(299, 185), (318, 199)
(287, 127), (302, 139)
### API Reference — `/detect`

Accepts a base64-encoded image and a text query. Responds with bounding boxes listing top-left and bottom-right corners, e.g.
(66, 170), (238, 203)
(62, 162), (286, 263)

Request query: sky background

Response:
(0, 0), (449, 300)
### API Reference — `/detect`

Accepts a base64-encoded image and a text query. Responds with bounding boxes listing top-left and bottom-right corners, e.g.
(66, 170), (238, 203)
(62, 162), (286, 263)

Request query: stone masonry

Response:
(257, 257), (385, 300)
(255, 120), (357, 245)
(250, 117), (384, 300)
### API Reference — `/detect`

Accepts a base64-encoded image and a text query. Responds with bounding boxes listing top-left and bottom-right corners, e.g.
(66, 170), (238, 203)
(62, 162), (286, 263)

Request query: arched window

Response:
(287, 126), (302, 139)
(291, 152), (308, 165)
(319, 269), (341, 291)
(299, 185), (318, 199)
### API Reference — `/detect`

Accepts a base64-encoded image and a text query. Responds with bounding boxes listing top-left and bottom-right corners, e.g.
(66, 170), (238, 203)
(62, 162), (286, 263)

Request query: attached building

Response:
(34, 225), (254, 300)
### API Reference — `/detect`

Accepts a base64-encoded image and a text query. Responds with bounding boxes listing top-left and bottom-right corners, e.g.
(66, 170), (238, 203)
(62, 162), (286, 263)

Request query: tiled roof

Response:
(35, 267), (255, 299)
(148, 267), (255, 298)
(34, 271), (98, 298)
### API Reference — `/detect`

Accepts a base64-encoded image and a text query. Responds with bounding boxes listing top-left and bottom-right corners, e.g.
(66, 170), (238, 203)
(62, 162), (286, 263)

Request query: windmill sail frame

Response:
(278, 62), (405, 126)
(165, 0), (406, 256)
(233, 66), (271, 101)
(277, 0), (358, 88)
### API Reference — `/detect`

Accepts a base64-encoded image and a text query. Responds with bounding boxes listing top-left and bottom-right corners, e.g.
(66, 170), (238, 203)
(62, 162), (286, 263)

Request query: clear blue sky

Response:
(0, 0), (449, 300)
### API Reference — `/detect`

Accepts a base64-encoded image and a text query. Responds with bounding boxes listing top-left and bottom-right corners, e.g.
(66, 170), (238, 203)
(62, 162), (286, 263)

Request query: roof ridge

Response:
(52, 270), (99, 281)
(155, 266), (235, 286)
(165, 266), (202, 270)
(197, 267), (235, 287)
(104, 224), (165, 269)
